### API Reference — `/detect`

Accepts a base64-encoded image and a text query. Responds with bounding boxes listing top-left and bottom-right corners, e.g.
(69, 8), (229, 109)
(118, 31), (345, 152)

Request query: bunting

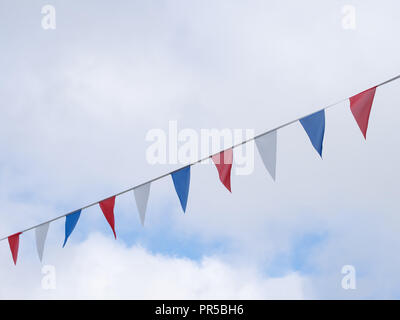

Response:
(299, 110), (325, 157)
(1, 73), (398, 266)
(35, 222), (50, 262)
(134, 183), (151, 226)
(63, 210), (81, 247)
(349, 86), (377, 139)
(212, 148), (233, 192)
(255, 130), (277, 180)
(8, 233), (21, 265)
(171, 166), (191, 213)
(99, 196), (117, 239)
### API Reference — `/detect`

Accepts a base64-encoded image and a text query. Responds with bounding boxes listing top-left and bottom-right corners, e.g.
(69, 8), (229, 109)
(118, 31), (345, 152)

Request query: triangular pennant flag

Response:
(35, 222), (50, 262)
(299, 109), (325, 157)
(8, 232), (21, 265)
(171, 166), (191, 213)
(99, 196), (117, 239)
(255, 130), (277, 180)
(350, 86), (377, 139)
(134, 183), (151, 226)
(212, 148), (233, 192)
(63, 209), (81, 247)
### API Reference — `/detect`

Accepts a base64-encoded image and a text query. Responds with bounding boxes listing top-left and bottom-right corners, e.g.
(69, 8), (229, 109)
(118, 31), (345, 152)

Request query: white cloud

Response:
(0, 233), (306, 299)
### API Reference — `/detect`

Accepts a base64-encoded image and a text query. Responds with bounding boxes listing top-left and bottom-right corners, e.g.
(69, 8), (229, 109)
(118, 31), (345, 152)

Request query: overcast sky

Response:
(0, 0), (399, 299)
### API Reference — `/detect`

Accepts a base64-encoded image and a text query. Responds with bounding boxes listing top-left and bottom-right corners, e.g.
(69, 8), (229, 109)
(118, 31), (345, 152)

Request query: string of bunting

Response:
(2, 74), (400, 265)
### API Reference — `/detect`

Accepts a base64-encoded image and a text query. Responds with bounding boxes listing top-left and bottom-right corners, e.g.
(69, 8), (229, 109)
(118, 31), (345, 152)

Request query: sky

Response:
(0, 0), (400, 299)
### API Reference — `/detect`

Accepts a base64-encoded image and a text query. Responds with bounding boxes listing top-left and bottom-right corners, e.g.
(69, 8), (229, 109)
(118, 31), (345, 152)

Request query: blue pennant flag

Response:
(299, 109), (325, 157)
(63, 209), (82, 247)
(171, 166), (191, 213)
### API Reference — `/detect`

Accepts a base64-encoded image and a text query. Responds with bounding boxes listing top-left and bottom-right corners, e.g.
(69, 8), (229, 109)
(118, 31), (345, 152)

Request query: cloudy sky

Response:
(0, 0), (399, 299)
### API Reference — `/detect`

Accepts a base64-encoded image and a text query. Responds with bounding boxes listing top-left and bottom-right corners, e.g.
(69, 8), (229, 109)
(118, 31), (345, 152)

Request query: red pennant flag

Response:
(212, 148), (233, 192)
(99, 196), (117, 239)
(349, 86), (377, 139)
(8, 232), (21, 265)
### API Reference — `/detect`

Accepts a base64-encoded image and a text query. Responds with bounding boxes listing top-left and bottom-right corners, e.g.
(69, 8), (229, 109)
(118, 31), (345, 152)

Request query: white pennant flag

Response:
(35, 222), (50, 262)
(255, 130), (277, 180)
(134, 182), (151, 226)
